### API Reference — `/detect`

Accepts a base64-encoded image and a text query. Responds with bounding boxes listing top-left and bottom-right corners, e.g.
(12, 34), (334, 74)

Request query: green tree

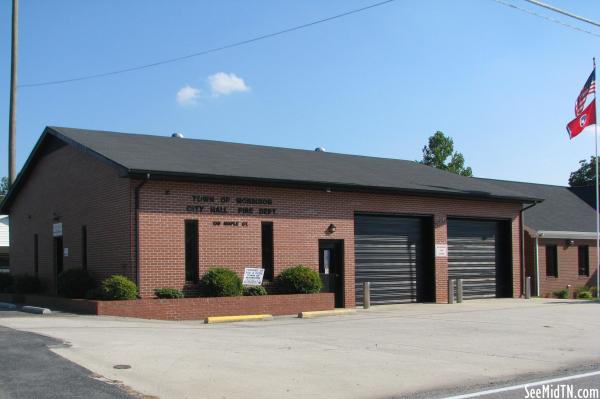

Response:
(0, 177), (8, 202)
(569, 156), (599, 186)
(420, 131), (473, 176)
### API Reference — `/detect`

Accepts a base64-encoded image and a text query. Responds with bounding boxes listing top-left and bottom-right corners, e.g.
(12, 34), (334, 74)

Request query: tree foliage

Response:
(569, 156), (598, 187)
(420, 131), (473, 177)
(0, 177), (8, 201)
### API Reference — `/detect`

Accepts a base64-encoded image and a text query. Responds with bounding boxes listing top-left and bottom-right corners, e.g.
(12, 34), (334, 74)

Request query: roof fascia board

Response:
(0, 127), (130, 213)
(128, 170), (541, 204)
(46, 127), (129, 176)
(0, 128), (53, 213)
(536, 230), (599, 239)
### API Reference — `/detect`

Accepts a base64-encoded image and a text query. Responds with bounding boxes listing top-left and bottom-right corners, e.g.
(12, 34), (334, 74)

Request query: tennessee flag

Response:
(567, 99), (596, 139)
(567, 68), (596, 139)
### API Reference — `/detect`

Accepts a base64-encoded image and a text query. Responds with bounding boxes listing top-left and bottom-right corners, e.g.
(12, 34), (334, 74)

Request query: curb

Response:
(0, 302), (17, 310)
(298, 309), (356, 318)
(205, 314), (273, 324)
(21, 306), (51, 315)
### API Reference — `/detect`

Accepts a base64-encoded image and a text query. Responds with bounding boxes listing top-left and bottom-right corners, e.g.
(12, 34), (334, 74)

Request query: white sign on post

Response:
(243, 268), (265, 286)
(435, 244), (448, 257)
(52, 223), (63, 237)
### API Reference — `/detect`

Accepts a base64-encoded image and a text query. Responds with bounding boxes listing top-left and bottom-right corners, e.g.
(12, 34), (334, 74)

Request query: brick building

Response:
(483, 179), (599, 297)
(0, 127), (541, 307)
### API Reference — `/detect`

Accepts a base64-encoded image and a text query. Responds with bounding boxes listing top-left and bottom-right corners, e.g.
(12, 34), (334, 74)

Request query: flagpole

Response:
(594, 57), (600, 300)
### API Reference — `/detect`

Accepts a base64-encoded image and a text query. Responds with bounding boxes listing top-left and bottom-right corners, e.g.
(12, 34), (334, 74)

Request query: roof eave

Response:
(534, 230), (599, 239)
(0, 126), (129, 213)
(126, 169), (542, 204)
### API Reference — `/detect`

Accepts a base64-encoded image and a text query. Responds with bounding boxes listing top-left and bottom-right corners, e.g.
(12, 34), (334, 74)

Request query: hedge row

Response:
(0, 265), (323, 300)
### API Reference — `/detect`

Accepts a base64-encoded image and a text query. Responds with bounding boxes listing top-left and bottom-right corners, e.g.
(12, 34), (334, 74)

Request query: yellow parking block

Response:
(205, 314), (273, 324)
(298, 309), (356, 318)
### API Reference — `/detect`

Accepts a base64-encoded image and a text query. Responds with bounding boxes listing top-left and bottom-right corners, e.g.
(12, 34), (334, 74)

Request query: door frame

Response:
(318, 239), (345, 308)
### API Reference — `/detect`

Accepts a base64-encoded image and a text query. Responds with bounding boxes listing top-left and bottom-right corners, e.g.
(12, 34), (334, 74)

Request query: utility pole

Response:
(8, 0), (18, 186)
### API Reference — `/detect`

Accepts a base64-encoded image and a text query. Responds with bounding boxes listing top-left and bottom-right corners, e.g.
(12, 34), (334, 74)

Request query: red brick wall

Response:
(7, 140), (523, 306)
(0, 292), (334, 321)
(532, 238), (597, 297)
(137, 180), (523, 305)
(96, 293), (334, 320)
(8, 140), (133, 292)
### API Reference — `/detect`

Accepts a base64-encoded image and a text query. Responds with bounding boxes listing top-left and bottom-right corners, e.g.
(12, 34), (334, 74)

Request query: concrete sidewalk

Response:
(0, 298), (598, 399)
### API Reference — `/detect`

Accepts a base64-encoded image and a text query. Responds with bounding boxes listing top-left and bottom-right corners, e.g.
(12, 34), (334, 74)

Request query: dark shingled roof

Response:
(1, 126), (541, 212)
(479, 178), (597, 232)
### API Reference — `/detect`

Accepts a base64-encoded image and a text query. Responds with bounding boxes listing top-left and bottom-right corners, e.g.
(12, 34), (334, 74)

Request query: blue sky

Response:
(1, 0), (600, 185)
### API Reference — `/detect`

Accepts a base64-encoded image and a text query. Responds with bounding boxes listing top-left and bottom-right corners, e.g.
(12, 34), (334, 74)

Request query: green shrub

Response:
(277, 265), (322, 294)
(58, 269), (95, 298)
(553, 289), (569, 299)
(0, 273), (14, 293)
(154, 287), (184, 299)
(15, 274), (42, 294)
(577, 290), (593, 300)
(200, 268), (242, 297)
(99, 275), (137, 300)
(243, 285), (267, 296)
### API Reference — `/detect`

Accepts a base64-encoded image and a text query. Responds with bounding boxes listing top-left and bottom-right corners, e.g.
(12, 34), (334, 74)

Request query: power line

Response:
(19, 0), (396, 88)
(491, 0), (600, 38)
(522, 0), (600, 28)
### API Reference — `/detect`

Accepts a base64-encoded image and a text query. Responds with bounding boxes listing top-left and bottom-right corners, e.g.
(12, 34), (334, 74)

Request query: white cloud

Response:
(208, 72), (249, 96)
(176, 85), (200, 106)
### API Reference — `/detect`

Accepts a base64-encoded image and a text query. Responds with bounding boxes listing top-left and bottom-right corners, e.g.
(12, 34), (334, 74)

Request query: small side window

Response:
(578, 246), (589, 276)
(546, 245), (558, 277)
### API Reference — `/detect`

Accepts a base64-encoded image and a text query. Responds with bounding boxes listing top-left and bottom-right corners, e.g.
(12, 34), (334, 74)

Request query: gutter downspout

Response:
(535, 236), (540, 296)
(134, 173), (150, 288)
(520, 201), (539, 297)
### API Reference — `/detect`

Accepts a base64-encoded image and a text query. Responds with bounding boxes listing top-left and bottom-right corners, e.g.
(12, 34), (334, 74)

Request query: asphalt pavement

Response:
(0, 323), (140, 399)
(0, 299), (598, 399)
(421, 368), (600, 399)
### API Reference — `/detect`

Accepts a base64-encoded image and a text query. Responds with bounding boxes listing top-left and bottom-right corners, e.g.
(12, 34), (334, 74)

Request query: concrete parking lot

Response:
(0, 298), (598, 399)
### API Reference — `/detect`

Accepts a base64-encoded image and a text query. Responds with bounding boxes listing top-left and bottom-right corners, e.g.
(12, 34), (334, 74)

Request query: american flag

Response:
(576, 69), (596, 116)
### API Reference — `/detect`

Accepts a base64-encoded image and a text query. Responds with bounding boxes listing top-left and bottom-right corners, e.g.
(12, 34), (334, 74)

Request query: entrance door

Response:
(53, 236), (64, 289)
(319, 240), (344, 308)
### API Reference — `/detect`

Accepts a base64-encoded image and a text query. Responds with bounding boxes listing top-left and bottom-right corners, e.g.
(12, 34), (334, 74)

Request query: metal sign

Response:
(52, 223), (63, 237)
(242, 268), (264, 286)
(435, 244), (448, 257)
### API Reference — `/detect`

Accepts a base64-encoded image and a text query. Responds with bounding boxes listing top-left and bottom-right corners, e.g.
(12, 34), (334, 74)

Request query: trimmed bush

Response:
(99, 275), (137, 300)
(15, 274), (42, 294)
(577, 290), (593, 300)
(200, 268), (242, 297)
(0, 273), (13, 293)
(58, 269), (95, 298)
(243, 285), (267, 296)
(154, 287), (184, 299)
(277, 265), (322, 294)
(553, 289), (569, 299)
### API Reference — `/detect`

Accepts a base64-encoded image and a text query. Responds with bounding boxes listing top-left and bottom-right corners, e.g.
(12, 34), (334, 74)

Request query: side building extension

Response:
(482, 179), (598, 297)
(0, 127), (541, 306)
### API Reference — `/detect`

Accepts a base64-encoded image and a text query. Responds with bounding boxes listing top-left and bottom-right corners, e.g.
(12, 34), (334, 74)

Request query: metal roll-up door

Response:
(447, 219), (505, 299)
(354, 215), (424, 305)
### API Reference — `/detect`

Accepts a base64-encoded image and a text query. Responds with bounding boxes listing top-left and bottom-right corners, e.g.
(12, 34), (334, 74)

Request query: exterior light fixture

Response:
(327, 224), (336, 234)
(566, 239), (575, 247)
